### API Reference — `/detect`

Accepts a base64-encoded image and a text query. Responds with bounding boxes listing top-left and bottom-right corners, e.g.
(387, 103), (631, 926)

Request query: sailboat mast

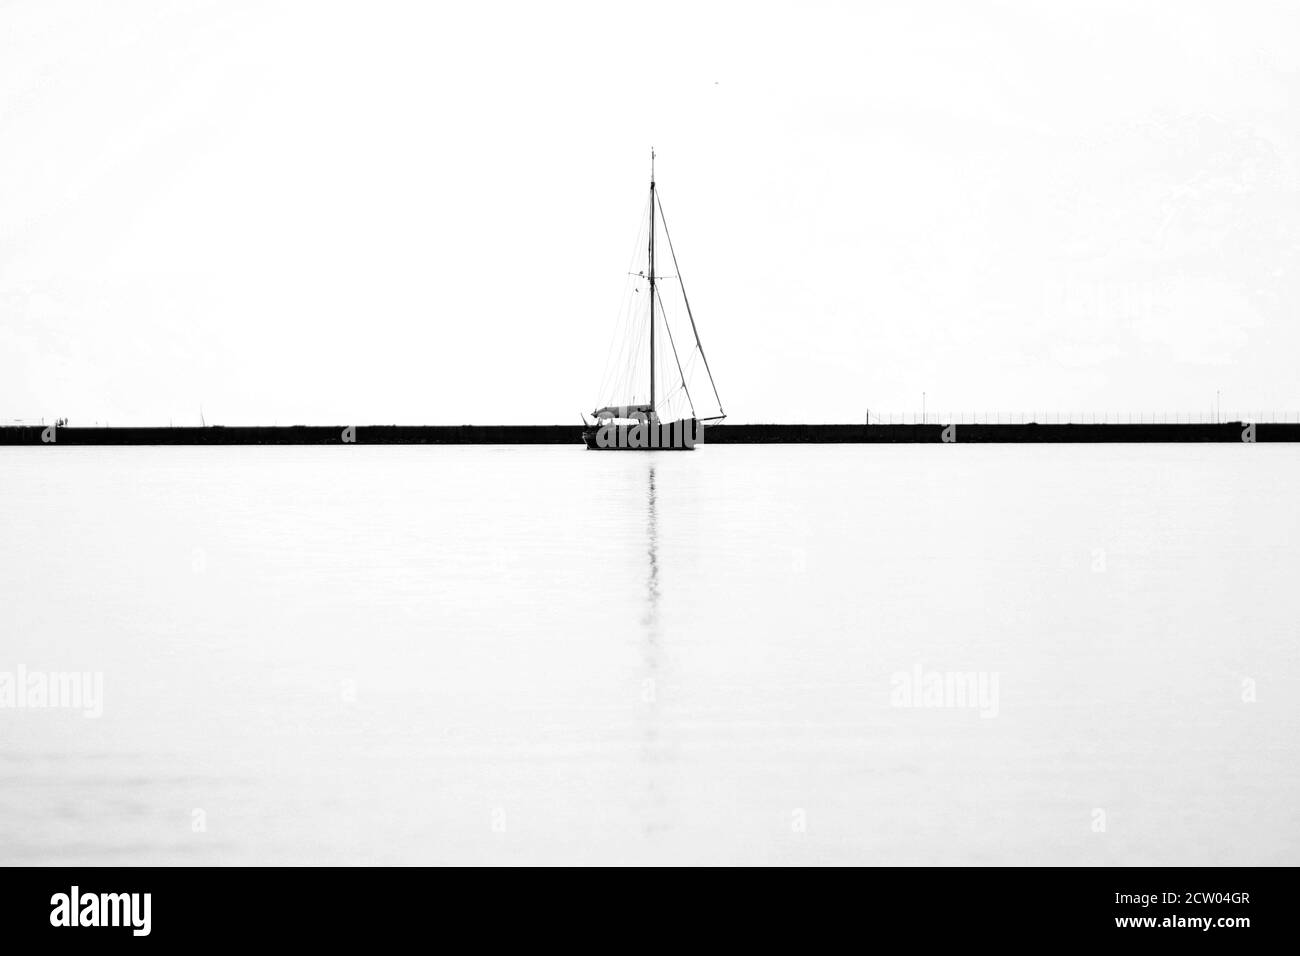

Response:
(648, 149), (656, 419)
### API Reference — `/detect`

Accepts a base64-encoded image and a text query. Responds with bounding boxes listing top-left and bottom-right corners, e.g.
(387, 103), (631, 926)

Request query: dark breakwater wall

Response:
(0, 425), (573, 445)
(709, 422), (1298, 443)
(2, 422), (1296, 445)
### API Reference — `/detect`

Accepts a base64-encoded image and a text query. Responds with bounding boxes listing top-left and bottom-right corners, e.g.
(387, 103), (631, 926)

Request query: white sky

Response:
(2, 0), (1298, 425)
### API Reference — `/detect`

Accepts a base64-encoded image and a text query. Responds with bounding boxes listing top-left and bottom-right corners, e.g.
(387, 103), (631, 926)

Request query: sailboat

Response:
(583, 152), (725, 450)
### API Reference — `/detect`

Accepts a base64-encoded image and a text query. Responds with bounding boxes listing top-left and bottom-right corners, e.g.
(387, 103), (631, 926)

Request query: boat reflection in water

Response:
(637, 464), (674, 840)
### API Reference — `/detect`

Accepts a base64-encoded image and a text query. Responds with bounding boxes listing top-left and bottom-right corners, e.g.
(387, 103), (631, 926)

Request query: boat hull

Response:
(582, 418), (701, 451)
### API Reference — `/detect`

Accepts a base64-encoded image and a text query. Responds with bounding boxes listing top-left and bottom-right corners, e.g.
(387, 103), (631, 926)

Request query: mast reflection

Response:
(640, 464), (669, 839)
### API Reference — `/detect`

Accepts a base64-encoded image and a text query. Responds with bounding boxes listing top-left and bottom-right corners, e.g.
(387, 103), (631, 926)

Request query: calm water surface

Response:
(1, 444), (1297, 864)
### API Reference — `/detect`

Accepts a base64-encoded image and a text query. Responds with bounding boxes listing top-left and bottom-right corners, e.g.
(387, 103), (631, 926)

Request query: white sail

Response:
(591, 404), (653, 421)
